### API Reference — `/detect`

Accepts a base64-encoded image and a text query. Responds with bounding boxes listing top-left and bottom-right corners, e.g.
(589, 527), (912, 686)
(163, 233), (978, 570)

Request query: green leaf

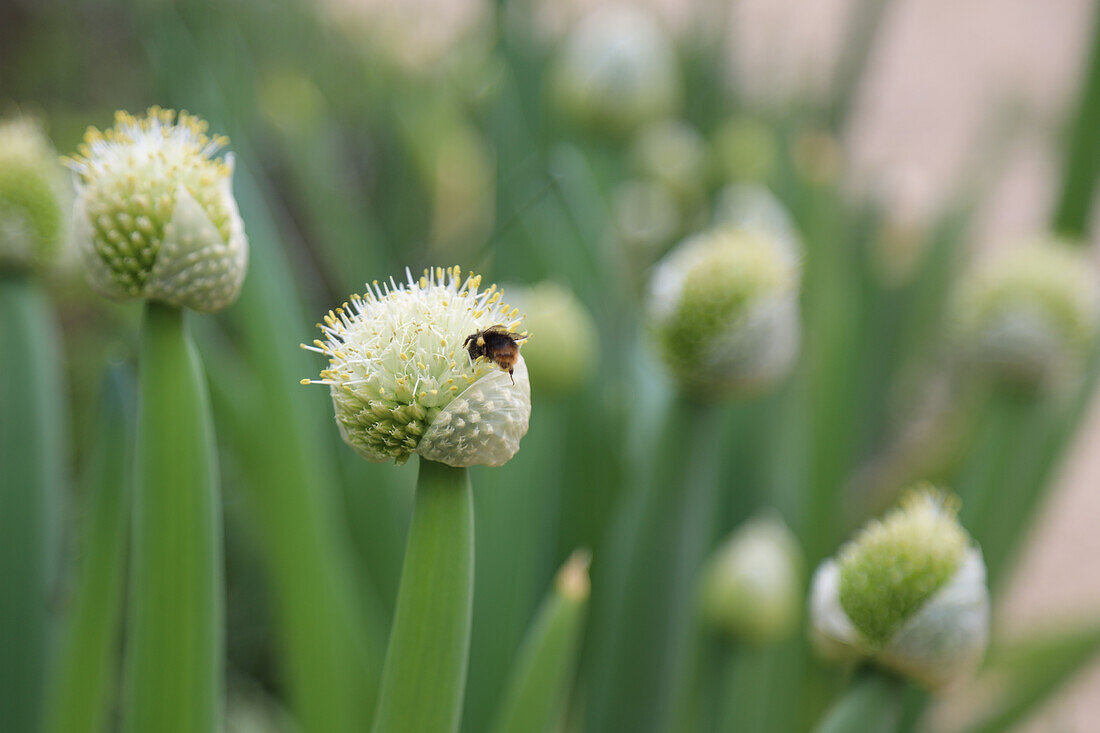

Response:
(959, 623), (1100, 733)
(46, 366), (134, 733)
(490, 550), (591, 733)
(0, 275), (67, 733)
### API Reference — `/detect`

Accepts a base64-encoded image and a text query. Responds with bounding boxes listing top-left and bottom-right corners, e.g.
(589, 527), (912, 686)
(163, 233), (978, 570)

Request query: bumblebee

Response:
(464, 325), (526, 383)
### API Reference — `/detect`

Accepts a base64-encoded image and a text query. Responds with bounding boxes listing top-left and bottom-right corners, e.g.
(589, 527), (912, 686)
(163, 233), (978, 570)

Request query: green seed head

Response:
(712, 116), (779, 184)
(953, 239), (1100, 388)
(699, 516), (803, 645)
(550, 5), (681, 133)
(305, 267), (532, 467)
(505, 282), (598, 398)
(647, 225), (801, 397)
(64, 107), (248, 312)
(0, 115), (68, 271)
(837, 488), (968, 647)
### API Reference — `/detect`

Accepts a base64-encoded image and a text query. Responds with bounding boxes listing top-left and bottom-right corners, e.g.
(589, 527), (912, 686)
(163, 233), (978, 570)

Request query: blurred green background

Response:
(5, 0), (1100, 731)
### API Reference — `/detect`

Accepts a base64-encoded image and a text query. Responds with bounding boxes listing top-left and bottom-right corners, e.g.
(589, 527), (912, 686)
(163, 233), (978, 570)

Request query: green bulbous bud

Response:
(505, 282), (597, 397)
(631, 119), (708, 207)
(952, 239), (1099, 389)
(0, 115), (68, 270)
(699, 516), (802, 645)
(712, 184), (802, 268)
(549, 5), (681, 133)
(712, 116), (779, 184)
(611, 179), (681, 255)
(647, 226), (801, 398)
(64, 107), (248, 313)
(810, 487), (990, 688)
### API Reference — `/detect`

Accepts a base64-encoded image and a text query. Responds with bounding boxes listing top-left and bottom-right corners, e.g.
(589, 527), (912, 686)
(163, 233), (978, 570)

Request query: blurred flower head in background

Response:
(631, 118), (708, 209)
(305, 267), (532, 467)
(711, 183), (803, 268)
(0, 114), (69, 271)
(811, 487), (990, 688)
(952, 238), (1100, 390)
(699, 515), (803, 645)
(64, 107), (248, 313)
(647, 225), (802, 398)
(504, 281), (598, 398)
(549, 4), (682, 134)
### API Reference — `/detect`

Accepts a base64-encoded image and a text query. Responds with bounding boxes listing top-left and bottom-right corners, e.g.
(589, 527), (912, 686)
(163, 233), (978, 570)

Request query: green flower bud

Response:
(699, 516), (803, 645)
(504, 282), (598, 397)
(549, 5), (681, 133)
(64, 107), (248, 313)
(304, 267), (531, 467)
(810, 488), (990, 688)
(712, 184), (802, 268)
(952, 239), (1100, 389)
(712, 116), (778, 184)
(631, 119), (708, 207)
(647, 226), (801, 397)
(611, 179), (681, 255)
(0, 115), (68, 270)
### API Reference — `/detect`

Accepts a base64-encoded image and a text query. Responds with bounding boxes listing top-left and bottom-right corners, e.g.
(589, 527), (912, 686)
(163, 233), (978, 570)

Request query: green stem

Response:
(0, 275), (66, 733)
(122, 302), (223, 733)
(371, 459), (474, 733)
(47, 366), (133, 733)
(490, 551), (591, 733)
(812, 670), (904, 733)
(589, 399), (725, 733)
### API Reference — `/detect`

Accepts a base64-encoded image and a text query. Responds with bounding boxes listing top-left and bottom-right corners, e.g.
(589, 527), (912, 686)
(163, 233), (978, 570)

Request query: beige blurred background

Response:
(726, 0), (1100, 729)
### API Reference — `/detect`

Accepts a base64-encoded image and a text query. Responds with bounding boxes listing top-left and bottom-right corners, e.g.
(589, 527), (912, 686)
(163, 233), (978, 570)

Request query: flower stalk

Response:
(123, 302), (223, 733)
(371, 458), (474, 733)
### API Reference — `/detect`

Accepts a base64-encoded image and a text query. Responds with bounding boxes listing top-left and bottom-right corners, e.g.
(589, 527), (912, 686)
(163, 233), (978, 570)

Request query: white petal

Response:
(418, 357), (532, 467)
(146, 180), (248, 312)
(880, 549), (990, 688)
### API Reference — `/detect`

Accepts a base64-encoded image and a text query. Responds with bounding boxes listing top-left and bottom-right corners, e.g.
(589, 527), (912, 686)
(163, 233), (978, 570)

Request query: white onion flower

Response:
(64, 107), (248, 313)
(647, 225), (802, 397)
(0, 115), (68, 270)
(699, 516), (803, 645)
(303, 266), (531, 467)
(810, 488), (990, 688)
(952, 239), (1100, 389)
(549, 4), (681, 133)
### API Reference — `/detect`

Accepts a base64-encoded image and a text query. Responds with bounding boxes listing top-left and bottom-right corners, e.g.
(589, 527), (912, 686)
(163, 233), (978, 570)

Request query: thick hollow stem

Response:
(371, 458), (474, 733)
(122, 302), (224, 733)
(0, 275), (66, 733)
(813, 670), (904, 733)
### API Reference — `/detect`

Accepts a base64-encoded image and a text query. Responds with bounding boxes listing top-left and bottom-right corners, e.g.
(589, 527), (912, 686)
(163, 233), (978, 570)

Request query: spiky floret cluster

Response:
(837, 489), (968, 646)
(304, 267), (532, 467)
(648, 226), (801, 397)
(811, 485), (989, 687)
(954, 240), (1100, 387)
(0, 115), (67, 269)
(64, 107), (247, 312)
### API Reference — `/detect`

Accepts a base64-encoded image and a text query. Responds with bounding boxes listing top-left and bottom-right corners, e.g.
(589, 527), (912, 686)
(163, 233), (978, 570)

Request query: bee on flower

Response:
(302, 266), (532, 467)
